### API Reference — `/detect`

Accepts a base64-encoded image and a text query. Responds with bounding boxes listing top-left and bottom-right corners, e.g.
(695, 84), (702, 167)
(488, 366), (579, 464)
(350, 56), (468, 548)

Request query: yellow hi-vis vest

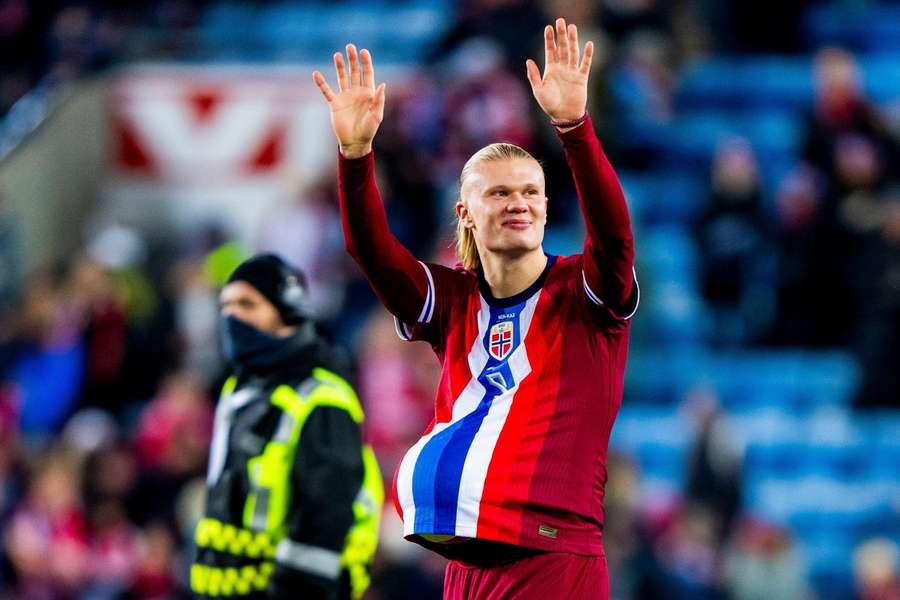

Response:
(192, 368), (384, 599)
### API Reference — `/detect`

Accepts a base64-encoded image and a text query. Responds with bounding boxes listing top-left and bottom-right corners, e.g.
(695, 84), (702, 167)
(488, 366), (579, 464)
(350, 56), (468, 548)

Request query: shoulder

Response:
(543, 254), (583, 286)
(270, 368), (364, 424)
(424, 261), (478, 289)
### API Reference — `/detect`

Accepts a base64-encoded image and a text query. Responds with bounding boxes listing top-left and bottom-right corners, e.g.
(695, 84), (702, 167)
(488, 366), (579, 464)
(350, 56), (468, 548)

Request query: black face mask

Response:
(221, 316), (298, 371)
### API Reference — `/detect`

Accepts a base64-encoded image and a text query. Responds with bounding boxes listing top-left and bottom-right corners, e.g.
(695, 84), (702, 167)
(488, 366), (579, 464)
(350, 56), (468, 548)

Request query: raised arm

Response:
(313, 46), (430, 324)
(526, 19), (636, 315)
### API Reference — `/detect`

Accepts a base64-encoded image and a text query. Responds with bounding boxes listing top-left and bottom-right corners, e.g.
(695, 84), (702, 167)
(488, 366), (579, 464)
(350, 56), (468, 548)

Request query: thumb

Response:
(525, 59), (542, 91)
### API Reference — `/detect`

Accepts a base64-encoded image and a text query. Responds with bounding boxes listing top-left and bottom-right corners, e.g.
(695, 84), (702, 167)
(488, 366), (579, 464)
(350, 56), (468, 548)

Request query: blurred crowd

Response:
(2, 0), (900, 599)
(0, 0), (211, 117)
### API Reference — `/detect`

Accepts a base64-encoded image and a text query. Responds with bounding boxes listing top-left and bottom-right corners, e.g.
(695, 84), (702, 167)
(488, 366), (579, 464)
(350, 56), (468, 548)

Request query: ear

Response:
(456, 200), (474, 229)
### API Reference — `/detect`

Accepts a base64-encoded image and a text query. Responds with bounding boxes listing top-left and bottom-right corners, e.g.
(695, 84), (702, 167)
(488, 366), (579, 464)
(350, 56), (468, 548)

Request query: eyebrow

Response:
(484, 183), (541, 193)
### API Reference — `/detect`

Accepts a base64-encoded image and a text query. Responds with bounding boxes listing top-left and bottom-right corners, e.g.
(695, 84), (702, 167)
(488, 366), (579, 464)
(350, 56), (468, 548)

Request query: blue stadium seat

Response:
(863, 54), (900, 104)
(635, 226), (708, 345)
(618, 171), (707, 226)
(198, 3), (259, 53)
(676, 57), (813, 111)
(660, 110), (802, 168)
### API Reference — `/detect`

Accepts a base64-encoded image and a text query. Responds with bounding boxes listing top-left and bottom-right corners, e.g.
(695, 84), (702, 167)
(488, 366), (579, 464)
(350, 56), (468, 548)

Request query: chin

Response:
(488, 237), (542, 257)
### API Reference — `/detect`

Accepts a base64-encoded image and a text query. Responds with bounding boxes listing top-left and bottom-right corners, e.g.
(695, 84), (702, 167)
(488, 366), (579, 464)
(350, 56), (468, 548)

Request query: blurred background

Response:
(1, 0), (900, 598)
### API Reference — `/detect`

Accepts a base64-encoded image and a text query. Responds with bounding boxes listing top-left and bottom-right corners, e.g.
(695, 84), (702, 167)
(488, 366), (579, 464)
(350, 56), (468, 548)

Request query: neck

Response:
(479, 247), (548, 299)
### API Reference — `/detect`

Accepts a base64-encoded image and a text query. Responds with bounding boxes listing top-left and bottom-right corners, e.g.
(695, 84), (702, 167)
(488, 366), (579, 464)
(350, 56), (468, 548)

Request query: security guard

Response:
(192, 254), (383, 600)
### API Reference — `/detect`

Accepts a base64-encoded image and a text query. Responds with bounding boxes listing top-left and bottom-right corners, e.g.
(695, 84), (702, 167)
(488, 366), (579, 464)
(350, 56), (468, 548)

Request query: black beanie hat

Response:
(226, 254), (310, 325)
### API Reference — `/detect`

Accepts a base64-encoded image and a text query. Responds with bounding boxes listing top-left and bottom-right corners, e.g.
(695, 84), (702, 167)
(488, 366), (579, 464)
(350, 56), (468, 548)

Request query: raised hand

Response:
(313, 45), (385, 159)
(526, 18), (594, 123)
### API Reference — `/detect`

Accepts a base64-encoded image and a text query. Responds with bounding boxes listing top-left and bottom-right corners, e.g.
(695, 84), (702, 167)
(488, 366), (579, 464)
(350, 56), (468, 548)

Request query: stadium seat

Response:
(676, 57), (813, 111)
(618, 170), (707, 226)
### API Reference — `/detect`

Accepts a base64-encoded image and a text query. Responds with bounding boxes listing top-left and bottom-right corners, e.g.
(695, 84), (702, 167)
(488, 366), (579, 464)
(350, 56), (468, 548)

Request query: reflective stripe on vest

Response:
(274, 540), (342, 580)
(191, 562), (274, 597)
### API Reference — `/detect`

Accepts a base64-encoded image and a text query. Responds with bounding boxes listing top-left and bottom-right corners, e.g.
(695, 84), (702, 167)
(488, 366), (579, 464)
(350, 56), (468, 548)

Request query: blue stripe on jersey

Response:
(411, 301), (525, 534)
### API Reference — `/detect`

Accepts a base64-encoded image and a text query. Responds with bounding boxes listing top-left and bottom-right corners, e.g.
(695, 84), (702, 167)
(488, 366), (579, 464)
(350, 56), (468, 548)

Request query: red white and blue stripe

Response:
(395, 290), (539, 538)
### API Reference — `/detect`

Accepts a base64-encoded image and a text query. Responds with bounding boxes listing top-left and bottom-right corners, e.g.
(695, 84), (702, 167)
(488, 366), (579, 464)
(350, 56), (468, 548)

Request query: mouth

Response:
(502, 219), (532, 230)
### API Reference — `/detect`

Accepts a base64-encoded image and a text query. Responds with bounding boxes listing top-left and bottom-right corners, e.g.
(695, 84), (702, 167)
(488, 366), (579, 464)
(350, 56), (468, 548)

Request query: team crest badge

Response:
(488, 321), (514, 361)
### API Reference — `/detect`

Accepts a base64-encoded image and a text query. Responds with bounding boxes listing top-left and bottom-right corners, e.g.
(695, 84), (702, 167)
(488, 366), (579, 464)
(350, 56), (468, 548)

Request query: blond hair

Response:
(457, 143), (540, 270)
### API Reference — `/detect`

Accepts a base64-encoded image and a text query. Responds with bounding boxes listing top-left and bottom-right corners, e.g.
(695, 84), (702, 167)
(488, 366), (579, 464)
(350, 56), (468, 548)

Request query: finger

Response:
(568, 24), (579, 68)
(373, 83), (386, 122)
(312, 71), (335, 103)
(556, 18), (568, 65)
(347, 44), (361, 87)
(580, 40), (594, 75)
(334, 52), (348, 92)
(526, 59), (542, 90)
(544, 24), (557, 64)
(360, 48), (375, 88)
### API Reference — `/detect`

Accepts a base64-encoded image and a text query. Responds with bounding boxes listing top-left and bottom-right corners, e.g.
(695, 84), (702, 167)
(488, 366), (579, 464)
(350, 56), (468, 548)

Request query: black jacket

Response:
(194, 326), (363, 600)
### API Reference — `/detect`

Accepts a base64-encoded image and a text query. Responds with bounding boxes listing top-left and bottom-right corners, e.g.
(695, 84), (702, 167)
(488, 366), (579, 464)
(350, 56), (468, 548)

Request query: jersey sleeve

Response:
(558, 117), (639, 320)
(338, 150), (432, 325)
(391, 262), (462, 351)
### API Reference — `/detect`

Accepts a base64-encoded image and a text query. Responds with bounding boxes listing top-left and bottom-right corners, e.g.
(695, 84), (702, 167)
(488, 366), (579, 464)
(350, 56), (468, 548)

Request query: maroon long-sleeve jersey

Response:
(338, 116), (638, 556)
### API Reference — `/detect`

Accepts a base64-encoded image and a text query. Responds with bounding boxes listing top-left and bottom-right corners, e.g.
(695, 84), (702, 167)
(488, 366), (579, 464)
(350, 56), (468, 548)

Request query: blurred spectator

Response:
(610, 29), (674, 167)
(4, 270), (85, 439)
(618, 29), (673, 117)
(438, 38), (537, 185)
(695, 138), (774, 345)
(723, 519), (810, 600)
(603, 452), (670, 600)
(74, 224), (174, 414)
(67, 255), (129, 414)
(4, 448), (90, 598)
(770, 166), (828, 345)
(129, 371), (211, 529)
(803, 48), (899, 188)
(373, 79), (443, 255)
(853, 537), (900, 600)
(169, 256), (221, 386)
(432, 0), (547, 72)
(133, 370), (212, 475)
(853, 189), (900, 408)
(653, 502), (724, 599)
(683, 388), (743, 548)
(129, 521), (180, 600)
(0, 383), (22, 590)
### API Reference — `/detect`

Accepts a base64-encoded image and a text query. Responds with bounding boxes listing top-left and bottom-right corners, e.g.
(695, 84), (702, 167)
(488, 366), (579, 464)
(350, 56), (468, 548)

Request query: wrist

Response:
(550, 112), (588, 130)
(339, 142), (373, 159)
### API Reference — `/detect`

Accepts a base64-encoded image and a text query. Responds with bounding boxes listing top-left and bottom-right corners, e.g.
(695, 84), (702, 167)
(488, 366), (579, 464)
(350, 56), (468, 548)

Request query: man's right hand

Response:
(313, 44), (385, 159)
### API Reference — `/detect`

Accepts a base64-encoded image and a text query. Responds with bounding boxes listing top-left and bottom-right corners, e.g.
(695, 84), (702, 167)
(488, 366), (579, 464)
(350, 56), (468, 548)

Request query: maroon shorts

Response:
(443, 551), (609, 600)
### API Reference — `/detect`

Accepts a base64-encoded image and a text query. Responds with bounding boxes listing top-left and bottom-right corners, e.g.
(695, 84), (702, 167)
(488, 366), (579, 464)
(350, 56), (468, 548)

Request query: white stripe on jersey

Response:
(417, 261), (436, 324)
(582, 270), (605, 306)
(453, 292), (540, 537)
(393, 316), (412, 341)
(582, 267), (641, 320)
(397, 297), (491, 535)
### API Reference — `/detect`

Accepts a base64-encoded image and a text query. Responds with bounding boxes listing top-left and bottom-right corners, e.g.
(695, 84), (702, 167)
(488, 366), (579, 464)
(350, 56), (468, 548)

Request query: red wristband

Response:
(551, 112), (588, 128)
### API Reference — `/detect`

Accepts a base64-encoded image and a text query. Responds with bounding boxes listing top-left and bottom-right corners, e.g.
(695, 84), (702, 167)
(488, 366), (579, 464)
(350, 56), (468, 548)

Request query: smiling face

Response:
(457, 157), (548, 262)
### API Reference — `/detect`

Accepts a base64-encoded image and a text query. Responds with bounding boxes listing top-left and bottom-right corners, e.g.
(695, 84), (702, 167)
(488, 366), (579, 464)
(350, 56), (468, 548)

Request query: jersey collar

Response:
(478, 254), (557, 308)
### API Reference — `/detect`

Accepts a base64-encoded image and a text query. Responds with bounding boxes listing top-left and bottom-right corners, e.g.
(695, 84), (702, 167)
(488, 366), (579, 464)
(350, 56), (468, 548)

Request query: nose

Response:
(506, 193), (528, 212)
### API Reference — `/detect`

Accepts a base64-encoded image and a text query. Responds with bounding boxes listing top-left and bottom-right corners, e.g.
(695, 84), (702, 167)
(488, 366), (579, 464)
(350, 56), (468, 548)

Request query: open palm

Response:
(526, 18), (594, 122)
(313, 45), (385, 158)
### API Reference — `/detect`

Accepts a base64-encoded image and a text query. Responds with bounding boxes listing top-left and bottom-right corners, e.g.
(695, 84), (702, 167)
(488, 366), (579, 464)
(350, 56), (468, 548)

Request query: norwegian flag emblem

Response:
(488, 320), (514, 361)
